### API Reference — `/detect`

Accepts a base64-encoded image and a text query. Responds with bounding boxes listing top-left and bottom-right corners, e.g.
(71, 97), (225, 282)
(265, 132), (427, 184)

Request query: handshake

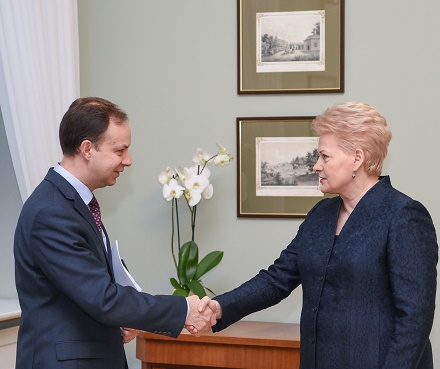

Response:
(184, 295), (222, 337)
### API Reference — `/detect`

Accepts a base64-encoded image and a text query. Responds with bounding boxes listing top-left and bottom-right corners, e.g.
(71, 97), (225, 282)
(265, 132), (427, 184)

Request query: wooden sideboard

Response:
(136, 320), (300, 369)
(0, 299), (21, 369)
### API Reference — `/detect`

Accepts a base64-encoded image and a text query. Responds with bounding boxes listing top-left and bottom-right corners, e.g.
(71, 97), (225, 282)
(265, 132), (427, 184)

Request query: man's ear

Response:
(79, 140), (93, 160)
(353, 148), (364, 171)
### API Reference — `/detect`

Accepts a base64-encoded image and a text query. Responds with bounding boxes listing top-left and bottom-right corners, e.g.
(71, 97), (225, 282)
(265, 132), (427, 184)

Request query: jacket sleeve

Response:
(27, 203), (187, 338)
(382, 199), (438, 368)
(212, 222), (305, 331)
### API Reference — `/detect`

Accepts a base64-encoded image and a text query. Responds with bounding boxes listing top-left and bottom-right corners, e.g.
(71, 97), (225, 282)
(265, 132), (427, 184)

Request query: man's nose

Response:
(123, 151), (132, 167)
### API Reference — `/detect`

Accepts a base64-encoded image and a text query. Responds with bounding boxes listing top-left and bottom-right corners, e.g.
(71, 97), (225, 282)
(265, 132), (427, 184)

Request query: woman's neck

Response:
(340, 175), (380, 214)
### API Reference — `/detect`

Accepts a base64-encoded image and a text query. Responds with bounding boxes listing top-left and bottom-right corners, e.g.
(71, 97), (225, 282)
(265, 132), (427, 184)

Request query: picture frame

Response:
(237, 117), (333, 218)
(238, 0), (345, 94)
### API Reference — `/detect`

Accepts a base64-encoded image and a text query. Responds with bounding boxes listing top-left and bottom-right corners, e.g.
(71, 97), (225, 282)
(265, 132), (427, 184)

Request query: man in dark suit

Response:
(14, 97), (215, 369)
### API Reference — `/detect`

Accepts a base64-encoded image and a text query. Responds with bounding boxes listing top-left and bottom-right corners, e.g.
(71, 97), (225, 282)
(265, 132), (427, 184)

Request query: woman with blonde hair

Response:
(198, 102), (438, 369)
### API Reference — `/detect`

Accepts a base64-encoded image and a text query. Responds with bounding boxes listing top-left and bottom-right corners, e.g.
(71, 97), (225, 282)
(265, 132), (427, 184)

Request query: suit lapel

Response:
(45, 168), (114, 279)
(73, 197), (115, 280)
(102, 226), (115, 281)
(332, 177), (391, 254)
(300, 198), (342, 271)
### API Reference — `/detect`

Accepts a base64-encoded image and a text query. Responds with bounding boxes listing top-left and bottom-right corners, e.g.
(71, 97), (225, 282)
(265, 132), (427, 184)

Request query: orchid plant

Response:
(158, 143), (233, 298)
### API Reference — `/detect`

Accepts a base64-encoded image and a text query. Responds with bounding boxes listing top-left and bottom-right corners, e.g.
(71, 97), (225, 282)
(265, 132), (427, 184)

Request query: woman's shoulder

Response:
(378, 176), (422, 205)
(376, 176), (434, 221)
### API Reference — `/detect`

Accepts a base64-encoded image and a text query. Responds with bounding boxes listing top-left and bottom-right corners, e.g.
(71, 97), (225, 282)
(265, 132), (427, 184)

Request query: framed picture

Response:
(238, 0), (345, 94)
(237, 117), (333, 218)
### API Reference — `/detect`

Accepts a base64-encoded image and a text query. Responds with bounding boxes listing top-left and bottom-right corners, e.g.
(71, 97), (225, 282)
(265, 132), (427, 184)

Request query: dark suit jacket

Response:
(14, 169), (187, 369)
(213, 176), (438, 369)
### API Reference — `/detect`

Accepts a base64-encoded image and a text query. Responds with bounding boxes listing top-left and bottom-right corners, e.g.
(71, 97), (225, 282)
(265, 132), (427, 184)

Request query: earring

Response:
(352, 171), (356, 178)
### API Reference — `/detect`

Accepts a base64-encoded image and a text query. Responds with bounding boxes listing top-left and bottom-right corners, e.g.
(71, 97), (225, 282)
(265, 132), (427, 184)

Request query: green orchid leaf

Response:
(194, 251), (224, 280)
(172, 287), (190, 297)
(187, 279), (207, 298)
(177, 241), (198, 284)
(170, 277), (181, 290)
(203, 286), (216, 296)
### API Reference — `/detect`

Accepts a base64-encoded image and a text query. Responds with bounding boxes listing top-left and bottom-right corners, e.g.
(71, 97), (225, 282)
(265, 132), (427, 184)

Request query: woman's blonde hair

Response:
(311, 102), (392, 176)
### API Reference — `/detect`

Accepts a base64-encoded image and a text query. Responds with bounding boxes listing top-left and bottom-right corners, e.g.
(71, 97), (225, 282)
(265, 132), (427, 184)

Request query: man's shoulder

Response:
(22, 169), (77, 212)
(33, 169), (77, 198)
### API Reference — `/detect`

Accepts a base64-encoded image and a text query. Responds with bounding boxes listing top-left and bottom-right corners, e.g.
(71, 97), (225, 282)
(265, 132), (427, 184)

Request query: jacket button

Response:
(312, 306), (317, 312)
(309, 338), (315, 344)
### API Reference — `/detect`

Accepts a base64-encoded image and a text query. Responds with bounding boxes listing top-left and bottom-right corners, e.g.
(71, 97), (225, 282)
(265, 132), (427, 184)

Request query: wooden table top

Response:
(138, 320), (300, 348)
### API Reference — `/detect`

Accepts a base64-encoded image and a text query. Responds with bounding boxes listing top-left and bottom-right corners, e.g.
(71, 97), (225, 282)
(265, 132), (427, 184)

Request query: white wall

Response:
(75, 0), (439, 368)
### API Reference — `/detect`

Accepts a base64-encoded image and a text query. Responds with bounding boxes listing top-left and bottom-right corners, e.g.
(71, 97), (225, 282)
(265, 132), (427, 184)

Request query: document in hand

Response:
(111, 240), (142, 292)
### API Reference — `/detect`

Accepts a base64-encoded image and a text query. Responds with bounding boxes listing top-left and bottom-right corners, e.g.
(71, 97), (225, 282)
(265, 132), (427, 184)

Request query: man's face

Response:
(88, 119), (132, 190)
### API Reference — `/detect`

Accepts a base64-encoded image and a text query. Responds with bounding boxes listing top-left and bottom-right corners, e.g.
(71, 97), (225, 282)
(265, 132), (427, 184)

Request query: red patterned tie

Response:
(89, 195), (102, 234)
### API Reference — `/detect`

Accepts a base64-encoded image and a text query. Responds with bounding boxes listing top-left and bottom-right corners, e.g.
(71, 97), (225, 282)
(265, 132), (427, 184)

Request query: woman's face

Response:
(313, 133), (355, 195)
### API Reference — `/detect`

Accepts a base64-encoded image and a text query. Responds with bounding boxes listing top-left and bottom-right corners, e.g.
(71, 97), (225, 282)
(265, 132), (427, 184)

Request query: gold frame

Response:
(238, 0), (345, 94)
(237, 117), (333, 218)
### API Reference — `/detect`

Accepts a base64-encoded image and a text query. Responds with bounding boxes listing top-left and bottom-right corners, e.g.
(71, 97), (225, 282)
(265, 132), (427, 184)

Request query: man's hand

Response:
(184, 295), (216, 337)
(121, 327), (139, 344)
(198, 298), (222, 319)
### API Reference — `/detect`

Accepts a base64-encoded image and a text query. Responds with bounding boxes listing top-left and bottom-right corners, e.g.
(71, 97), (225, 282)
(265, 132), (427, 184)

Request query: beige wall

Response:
(77, 0), (440, 367)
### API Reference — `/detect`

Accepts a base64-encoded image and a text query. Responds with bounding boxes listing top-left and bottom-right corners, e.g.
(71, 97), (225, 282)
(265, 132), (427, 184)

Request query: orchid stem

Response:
(175, 198), (181, 249)
(191, 205), (197, 241)
(171, 198), (178, 271)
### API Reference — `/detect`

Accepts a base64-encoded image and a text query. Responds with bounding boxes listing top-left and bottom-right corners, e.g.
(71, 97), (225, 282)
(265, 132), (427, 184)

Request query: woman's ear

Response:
(353, 148), (364, 171)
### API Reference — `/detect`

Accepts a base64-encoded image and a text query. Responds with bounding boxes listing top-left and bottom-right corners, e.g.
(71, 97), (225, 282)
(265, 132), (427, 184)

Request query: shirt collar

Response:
(53, 163), (93, 205)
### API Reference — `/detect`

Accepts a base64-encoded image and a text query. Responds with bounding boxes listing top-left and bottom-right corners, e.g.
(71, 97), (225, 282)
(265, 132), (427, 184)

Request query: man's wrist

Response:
(185, 297), (190, 320)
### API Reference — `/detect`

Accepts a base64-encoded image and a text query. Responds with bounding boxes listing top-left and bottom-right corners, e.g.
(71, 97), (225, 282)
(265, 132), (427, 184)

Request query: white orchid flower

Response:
(162, 179), (185, 201)
(158, 167), (176, 185)
(192, 148), (212, 166)
(177, 166), (200, 186)
(202, 183), (213, 200)
(184, 172), (210, 195)
(184, 164), (211, 179)
(175, 166), (190, 183)
(214, 154), (231, 166)
(186, 165), (198, 176)
(216, 143), (227, 155)
(197, 165), (211, 178)
(186, 188), (202, 206)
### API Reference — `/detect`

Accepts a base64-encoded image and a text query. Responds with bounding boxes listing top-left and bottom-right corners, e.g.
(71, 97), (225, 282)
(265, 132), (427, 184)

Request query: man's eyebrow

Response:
(115, 144), (129, 150)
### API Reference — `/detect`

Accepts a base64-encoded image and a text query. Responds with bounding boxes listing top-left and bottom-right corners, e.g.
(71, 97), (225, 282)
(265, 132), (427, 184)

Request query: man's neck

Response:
(59, 156), (94, 191)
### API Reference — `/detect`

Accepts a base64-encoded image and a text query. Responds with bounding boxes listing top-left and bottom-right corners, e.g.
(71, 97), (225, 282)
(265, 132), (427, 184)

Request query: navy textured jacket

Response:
(14, 169), (187, 369)
(213, 176), (438, 369)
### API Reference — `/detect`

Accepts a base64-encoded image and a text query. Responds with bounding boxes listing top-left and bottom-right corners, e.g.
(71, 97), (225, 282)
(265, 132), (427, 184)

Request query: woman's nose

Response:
(313, 160), (321, 172)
